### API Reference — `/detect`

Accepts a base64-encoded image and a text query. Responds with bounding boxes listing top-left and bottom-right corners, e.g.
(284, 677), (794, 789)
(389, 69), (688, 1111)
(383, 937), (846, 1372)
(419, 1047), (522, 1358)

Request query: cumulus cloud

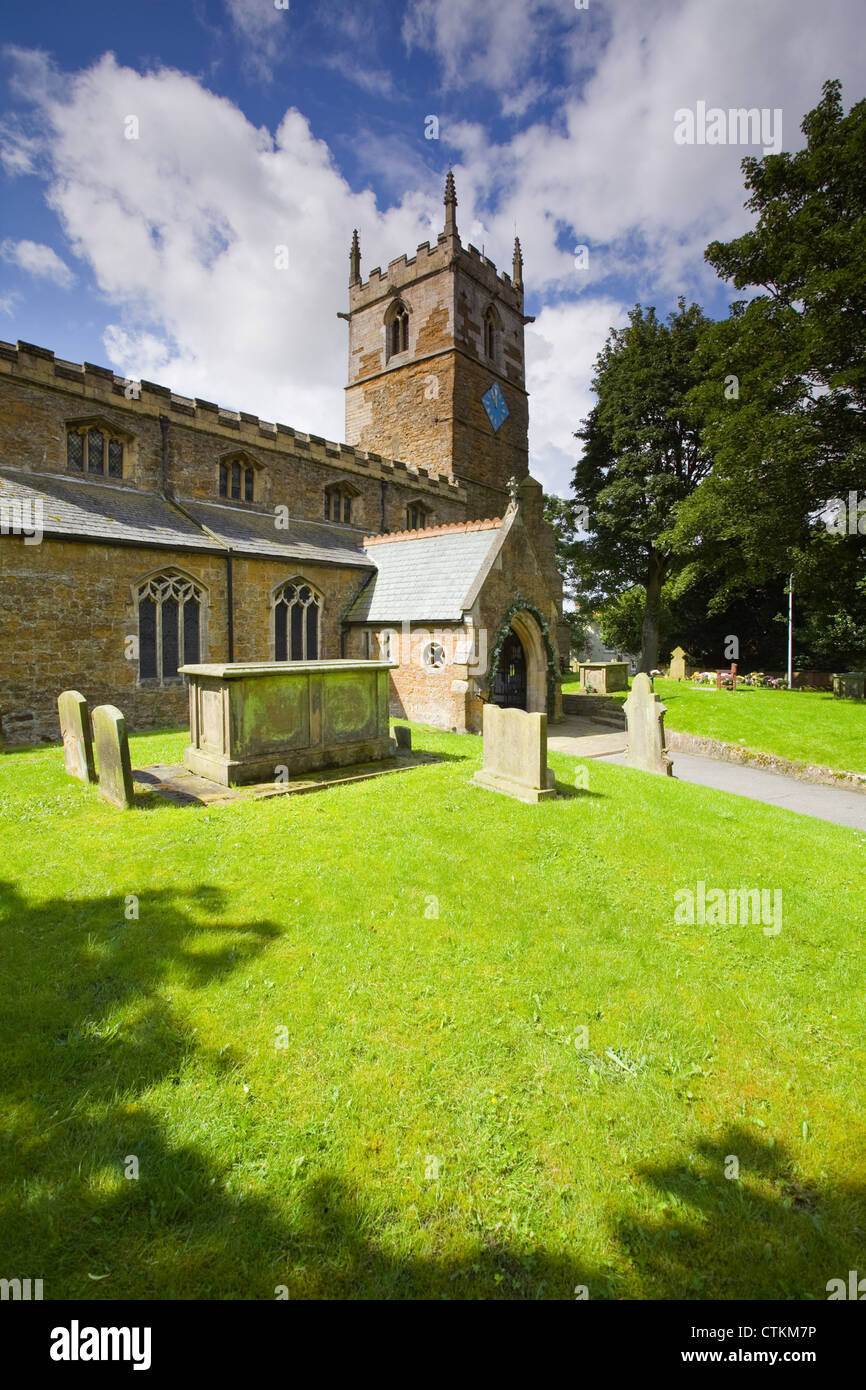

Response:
(5, 52), (442, 437)
(526, 296), (630, 492)
(0, 238), (75, 287)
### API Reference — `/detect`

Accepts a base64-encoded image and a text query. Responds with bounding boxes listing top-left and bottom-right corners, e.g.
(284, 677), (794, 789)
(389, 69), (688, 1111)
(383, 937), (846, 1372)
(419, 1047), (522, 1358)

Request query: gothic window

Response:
(386, 302), (409, 359)
(219, 457), (256, 502)
(324, 483), (355, 524)
(136, 572), (203, 683)
(406, 502), (431, 531)
(483, 306), (497, 359)
(66, 430), (83, 471)
(66, 423), (125, 478)
(274, 580), (321, 661)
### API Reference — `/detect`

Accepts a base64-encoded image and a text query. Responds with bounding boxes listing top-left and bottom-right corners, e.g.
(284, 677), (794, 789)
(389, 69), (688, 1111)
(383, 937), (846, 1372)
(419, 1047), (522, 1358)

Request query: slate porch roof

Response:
(0, 469), (372, 568)
(345, 520), (504, 623)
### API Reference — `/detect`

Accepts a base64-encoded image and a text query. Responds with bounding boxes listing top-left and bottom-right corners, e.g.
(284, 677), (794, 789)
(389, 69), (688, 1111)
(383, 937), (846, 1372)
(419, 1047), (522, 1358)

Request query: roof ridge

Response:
(362, 517), (502, 545)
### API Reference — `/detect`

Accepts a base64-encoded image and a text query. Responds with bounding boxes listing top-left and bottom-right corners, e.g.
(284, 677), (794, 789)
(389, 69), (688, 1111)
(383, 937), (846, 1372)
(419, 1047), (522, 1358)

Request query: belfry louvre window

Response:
(274, 581), (321, 661)
(136, 572), (203, 683)
(219, 458), (255, 502)
(387, 304), (409, 358)
(484, 307), (496, 359)
(66, 424), (125, 478)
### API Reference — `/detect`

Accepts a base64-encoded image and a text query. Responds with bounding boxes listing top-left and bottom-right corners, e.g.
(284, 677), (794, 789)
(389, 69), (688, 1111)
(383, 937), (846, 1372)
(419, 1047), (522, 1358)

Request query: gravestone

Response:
(623, 673), (673, 776)
(57, 690), (96, 782)
(394, 725), (412, 751)
(473, 705), (557, 803)
(91, 704), (135, 808)
(669, 646), (687, 681)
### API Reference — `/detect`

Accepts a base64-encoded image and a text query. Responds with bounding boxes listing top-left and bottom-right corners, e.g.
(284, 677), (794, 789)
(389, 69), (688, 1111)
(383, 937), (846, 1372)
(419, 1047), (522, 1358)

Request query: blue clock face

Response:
(481, 382), (509, 432)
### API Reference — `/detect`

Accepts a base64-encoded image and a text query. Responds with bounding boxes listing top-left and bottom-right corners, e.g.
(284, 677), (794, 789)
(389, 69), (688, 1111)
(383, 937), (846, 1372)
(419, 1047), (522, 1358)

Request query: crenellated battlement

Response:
(0, 339), (464, 497)
(348, 230), (523, 314)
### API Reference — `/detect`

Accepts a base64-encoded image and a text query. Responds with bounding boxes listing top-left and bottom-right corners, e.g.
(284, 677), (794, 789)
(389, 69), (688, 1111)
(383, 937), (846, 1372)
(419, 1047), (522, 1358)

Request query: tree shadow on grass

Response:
(616, 1127), (866, 1300)
(1, 877), (861, 1299)
(0, 877), (613, 1300)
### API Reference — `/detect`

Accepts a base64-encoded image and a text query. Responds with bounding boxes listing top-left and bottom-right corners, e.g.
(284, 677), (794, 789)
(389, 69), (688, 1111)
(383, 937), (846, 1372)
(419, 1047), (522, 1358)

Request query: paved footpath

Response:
(548, 717), (866, 832)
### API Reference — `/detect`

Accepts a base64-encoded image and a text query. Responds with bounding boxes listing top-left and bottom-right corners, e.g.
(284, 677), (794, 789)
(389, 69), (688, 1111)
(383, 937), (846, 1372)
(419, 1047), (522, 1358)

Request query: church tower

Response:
(344, 174), (531, 520)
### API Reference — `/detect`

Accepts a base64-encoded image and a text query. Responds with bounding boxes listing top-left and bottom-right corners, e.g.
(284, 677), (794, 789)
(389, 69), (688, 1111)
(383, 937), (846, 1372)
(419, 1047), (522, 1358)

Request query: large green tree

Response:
(673, 80), (866, 607)
(570, 299), (714, 670)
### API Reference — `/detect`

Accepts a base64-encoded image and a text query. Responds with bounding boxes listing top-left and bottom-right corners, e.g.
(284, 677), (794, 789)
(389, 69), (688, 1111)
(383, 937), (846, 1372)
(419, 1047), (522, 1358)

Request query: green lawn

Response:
(1, 725), (864, 1300)
(563, 676), (866, 775)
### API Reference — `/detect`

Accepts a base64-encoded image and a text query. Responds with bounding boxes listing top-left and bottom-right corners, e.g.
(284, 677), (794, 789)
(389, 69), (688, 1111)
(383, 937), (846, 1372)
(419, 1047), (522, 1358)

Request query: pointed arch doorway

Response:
(492, 629), (527, 708)
(490, 609), (549, 716)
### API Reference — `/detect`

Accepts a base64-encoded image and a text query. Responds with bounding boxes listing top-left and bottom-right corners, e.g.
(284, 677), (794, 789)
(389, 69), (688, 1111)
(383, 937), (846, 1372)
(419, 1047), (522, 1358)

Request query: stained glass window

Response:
(324, 485), (353, 524)
(136, 572), (204, 683)
(67, 431), (83, 471)
(67, 424), (125, 476)
(87, 428), (104, 473)
(274, 580), (320, 661)
(108, 438), (124, 478)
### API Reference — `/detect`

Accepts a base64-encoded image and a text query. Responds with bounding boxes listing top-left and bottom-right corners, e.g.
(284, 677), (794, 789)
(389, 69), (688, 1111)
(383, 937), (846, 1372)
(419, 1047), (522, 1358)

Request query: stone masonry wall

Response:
(0, 534), (372, 744)
(0, 342), (467, 532)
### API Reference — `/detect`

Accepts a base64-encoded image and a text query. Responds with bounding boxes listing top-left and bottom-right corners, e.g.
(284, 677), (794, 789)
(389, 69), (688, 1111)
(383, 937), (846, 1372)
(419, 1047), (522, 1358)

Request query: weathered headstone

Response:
(473, 704), (556, 803)
(624, 673), (673, 776)
(57, 690), (96, 782)
(394, 725), (412, 751)
(91, 704), (135, 809)
(669, 646), (687, 681)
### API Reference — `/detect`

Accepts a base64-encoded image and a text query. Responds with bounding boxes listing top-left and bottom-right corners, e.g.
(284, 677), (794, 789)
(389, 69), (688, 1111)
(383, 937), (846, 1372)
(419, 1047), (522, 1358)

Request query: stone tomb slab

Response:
(91, 704), (136, 808)
(57, 689), (96, 782)
(180, 660), (396, 786)
(473, 705), (556, 804)
(578, 661), (630, 695)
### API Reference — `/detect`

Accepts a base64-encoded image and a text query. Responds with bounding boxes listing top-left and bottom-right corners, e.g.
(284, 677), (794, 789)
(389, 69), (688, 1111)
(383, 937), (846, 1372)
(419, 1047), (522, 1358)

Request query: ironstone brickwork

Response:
(0, 177), (567, 744)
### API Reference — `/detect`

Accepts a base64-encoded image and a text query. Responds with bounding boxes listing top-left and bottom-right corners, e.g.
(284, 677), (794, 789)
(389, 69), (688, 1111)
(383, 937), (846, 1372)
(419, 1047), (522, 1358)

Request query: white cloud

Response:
(526, 296), (629, 493)
(224, 0), (290, 80)
(0, 238), (75, 288)
(9, 52), (441, 438)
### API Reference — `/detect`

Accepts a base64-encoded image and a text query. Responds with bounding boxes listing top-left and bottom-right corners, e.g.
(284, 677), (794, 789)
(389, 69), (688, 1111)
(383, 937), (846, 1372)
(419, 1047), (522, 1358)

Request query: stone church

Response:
(0, 175), (567, 745)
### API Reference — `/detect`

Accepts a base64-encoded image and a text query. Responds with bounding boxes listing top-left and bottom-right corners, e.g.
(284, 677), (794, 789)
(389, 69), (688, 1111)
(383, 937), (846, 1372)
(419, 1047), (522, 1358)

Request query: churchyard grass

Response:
(0, 724), (863, 1300)
(563, 676), (866, 775)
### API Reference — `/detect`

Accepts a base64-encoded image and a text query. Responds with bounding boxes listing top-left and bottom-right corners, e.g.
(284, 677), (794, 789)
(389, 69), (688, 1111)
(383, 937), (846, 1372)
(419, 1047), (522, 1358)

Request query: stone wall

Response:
(0, 341), (466, 531)
(0, 534), (370, 744)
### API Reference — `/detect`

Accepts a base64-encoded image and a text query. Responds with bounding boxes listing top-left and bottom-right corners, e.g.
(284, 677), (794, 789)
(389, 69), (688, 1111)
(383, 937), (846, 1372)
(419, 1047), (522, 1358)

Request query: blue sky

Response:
(1, 0), (864, 494)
